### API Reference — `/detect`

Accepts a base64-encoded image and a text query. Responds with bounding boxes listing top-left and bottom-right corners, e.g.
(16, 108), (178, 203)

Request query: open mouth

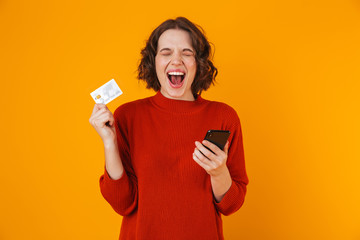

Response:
(167, 72), (185, 87)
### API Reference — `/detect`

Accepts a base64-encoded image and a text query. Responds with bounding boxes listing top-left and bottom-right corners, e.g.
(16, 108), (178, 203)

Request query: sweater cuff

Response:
(213, 180), (242, 215)
(102, 166), (129, 188)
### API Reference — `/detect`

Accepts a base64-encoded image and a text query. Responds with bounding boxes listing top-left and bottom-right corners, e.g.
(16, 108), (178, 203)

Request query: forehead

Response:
(157, 29), (193, 49)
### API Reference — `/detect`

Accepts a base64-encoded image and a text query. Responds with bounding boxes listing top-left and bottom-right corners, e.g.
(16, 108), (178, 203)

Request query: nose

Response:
(170, 52), (182, 65)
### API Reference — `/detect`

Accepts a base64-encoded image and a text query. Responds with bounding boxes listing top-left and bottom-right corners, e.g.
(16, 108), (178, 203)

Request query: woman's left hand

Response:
(192, 140), (230, 177)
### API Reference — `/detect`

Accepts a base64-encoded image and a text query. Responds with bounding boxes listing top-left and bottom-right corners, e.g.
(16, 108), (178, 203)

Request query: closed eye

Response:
(159, 48), (172, 56)
(183, 49), (194, 56)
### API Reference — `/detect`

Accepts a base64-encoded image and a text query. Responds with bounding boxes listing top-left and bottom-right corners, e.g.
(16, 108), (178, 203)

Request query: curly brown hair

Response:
(137, 17), (218, 97)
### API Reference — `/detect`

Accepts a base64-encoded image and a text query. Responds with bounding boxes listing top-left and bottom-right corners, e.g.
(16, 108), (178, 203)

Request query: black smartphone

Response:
(203, 130), (231, 153)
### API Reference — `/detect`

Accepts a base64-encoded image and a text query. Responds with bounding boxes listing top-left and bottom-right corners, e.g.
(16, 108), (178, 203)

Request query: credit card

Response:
(90, 79), (123, 104)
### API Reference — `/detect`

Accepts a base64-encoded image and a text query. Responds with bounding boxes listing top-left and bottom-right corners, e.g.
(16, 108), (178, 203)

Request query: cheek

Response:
(155, 56), (160, 70)
(186, 59), (196, 74)
(155, 57), (169, 71)
(155, 58), (168, 83)
(155, 58), (164, 76)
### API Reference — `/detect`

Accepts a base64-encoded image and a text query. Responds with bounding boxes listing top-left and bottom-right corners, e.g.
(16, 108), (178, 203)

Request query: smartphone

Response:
(203, 130), (230, 153)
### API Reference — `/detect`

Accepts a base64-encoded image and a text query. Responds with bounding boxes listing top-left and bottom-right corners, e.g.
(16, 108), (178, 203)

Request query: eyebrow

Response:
(183, 48), (194, 53)
(159, 48), (171, 52)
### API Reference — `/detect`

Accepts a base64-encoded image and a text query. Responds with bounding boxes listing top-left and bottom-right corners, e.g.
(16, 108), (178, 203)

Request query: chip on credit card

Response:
(90, 79), (122, 104)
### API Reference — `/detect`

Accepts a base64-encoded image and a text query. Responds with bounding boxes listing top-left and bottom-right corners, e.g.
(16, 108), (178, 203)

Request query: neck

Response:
(160, 89), (195, 101)
(150, 91), (206, 114)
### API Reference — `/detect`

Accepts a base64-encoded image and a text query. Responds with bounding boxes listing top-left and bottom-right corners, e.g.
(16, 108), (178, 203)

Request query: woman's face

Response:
(155, 29), (196, 101)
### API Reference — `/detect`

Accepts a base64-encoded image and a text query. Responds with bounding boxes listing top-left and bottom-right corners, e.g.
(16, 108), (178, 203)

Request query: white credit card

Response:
(90, 79), (123, 104)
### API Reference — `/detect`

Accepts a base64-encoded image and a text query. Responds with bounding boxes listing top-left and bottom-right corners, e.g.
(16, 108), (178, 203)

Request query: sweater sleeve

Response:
(213, 112), (249, 216)
(99, 107), (138, 216)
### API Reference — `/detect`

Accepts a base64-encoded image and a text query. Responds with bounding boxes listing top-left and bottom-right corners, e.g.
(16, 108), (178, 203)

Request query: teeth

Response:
(168, 72), (185, 76)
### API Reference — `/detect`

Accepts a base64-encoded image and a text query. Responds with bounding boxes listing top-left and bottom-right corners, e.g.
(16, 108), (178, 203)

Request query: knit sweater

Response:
(99, 91), (249, 240)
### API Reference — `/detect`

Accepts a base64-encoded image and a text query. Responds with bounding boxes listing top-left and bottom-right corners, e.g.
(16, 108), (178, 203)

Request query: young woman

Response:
(89, 16), (249, 240)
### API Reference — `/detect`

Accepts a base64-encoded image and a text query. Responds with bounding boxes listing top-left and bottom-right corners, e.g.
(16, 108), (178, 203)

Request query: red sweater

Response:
(99, 91), (249, 240)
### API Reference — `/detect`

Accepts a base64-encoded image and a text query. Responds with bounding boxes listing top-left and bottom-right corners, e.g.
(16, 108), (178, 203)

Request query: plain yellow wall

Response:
(1, 0), (359, 239)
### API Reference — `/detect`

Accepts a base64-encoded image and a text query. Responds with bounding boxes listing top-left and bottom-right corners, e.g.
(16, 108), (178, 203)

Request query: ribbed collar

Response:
(149, 91), (207, 114)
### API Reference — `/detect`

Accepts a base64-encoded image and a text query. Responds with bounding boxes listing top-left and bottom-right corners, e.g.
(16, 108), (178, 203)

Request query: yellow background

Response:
(1, 0), (359, 239)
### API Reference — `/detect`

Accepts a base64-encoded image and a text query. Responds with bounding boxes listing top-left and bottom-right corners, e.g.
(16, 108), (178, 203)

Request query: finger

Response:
(91, 108), (108, 121)
(202, 140), (222, 155)
(193, 148), (217, 169)
(105, 113), (115, 127)
(95, 114), (112, 128)
(91, 105), (105, 119)
(193, 153), (210, 172)
(92, 103), (107, 114)
(91, 105), (99, 115)
(107, 113), (115, 127)
(196, 148), (225, 169)
(99, 112), (114, 127)
(195, 141), (216, 160)
(193, 148), (210, 163)
(99, 111), (114, 125)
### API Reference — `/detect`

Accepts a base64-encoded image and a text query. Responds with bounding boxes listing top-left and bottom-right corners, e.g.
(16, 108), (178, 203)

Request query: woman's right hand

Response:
(89, 103), (117, 144)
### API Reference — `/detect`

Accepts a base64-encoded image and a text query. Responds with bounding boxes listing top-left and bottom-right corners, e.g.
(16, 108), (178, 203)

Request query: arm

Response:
(193, 116), (249, 216)
(213, 119), (249, 216)
(99, 108), (138, 216)
(210, 164), (232, 203)
(103, 138), (124, 180)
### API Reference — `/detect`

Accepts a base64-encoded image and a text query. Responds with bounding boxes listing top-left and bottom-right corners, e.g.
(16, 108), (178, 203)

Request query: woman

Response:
(89, 16), (249, 240)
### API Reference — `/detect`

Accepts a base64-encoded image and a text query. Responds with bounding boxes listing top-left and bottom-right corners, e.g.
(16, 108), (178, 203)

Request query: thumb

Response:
(224, 141), (230, 155)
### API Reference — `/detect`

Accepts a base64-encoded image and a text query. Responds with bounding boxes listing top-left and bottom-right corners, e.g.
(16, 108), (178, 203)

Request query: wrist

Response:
(103, 138), (117, 149)
(210, 167), (232, 202)
(210, 166), (230, 178)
